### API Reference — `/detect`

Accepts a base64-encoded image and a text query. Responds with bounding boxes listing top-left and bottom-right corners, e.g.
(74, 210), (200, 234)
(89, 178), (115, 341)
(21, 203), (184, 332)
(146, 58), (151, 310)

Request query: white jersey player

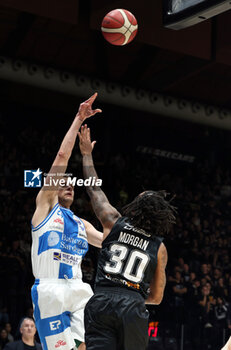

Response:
(31, 93), (103, 350)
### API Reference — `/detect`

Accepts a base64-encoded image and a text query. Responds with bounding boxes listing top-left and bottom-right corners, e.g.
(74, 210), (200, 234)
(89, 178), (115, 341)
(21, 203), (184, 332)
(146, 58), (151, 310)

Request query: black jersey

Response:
(95, 217), (163, 299)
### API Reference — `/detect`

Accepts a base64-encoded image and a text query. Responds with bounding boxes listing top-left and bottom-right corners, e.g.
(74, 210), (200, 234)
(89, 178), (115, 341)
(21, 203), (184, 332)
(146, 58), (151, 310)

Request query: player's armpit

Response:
(145, 243), (168, 305)
(82, 219), (103, 248)
(32, 197), (58, 228)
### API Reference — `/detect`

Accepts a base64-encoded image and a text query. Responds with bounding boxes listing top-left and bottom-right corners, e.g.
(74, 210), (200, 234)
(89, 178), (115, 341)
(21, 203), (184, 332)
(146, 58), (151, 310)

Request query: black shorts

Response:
(84, 286), (149, 350)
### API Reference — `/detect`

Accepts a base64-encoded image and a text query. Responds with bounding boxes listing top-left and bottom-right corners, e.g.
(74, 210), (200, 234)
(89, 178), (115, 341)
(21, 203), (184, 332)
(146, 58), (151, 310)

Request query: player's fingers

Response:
(81, 125), (86, 138)
(85, 125), (89, 139)
(92, 109), (102, 116)
(89, 92), (98, 103)
(92, 141), (96, 149)
(84, 124), (88, 136)
(85, 92), (97, 104)
(87, 127), (91, 141)
(80, 125), (84, 134)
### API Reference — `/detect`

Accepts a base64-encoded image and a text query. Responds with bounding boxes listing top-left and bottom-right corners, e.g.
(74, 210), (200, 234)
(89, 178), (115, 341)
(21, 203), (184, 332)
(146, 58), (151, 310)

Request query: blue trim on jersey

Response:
(31, 281), (71, 350)
(77, 217), (86, 232)
(59, 206), (72, 212)
(32, 203), (59, 232)
(58, 263), (73, 279)
(31, 281), (48, 350)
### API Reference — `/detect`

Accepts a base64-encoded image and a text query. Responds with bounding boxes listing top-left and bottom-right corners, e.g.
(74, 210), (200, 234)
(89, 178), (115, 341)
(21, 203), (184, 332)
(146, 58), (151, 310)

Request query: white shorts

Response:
(31, 278), (93, 350)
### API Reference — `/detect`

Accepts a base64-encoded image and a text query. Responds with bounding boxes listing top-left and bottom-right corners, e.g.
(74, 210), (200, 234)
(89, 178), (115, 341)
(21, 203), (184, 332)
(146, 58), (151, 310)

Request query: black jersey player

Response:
(78, 125), (176, 350)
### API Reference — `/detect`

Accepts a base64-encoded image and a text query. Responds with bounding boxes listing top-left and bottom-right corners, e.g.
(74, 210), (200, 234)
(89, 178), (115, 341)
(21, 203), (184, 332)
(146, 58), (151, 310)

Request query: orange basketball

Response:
(101, 9), (138, 46)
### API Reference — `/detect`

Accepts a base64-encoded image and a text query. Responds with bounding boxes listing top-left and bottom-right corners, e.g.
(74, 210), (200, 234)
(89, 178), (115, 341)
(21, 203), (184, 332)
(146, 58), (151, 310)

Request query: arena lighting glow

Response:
(148, 322), (159, 337)
(163, 0), (231, 29)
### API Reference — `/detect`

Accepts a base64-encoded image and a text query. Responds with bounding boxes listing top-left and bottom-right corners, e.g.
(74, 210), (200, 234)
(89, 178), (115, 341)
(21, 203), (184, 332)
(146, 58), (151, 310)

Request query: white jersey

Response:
(31, 203), (88, 280)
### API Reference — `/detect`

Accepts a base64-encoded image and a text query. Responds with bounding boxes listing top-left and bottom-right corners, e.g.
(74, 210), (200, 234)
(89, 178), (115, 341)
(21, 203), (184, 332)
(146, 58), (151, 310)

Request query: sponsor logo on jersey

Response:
(57, 210), (64, 218)
(60, 233), (88, 255)
(50, 320), (61, 330)
(53, 252), (81, 266)
(48, 231), (60, 247)
(54, 252), (61, 261)
(78, 230), (87, 239)
(55, 340), (67, 348)
(54, 218), (64, 225)
(124, 223), (151, 237)
(105, 274), (140, 290)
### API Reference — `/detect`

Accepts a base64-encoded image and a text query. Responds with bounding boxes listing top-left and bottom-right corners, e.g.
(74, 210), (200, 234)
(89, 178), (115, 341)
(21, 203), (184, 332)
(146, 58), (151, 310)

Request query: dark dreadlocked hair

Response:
(122, 190), (177, 237)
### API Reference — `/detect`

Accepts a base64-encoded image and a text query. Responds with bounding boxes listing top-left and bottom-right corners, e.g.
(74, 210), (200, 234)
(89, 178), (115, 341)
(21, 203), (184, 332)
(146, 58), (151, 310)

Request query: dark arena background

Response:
(1, 1), (231, 350)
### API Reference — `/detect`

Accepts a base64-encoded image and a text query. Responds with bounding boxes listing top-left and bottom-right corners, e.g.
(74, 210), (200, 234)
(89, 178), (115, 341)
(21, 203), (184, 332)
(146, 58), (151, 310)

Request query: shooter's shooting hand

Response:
(76, 92), (102, 122)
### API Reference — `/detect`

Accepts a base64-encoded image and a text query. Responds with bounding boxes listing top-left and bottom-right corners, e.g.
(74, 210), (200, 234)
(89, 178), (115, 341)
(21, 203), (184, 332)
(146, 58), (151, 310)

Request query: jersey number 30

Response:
(104, 243), (150, 283)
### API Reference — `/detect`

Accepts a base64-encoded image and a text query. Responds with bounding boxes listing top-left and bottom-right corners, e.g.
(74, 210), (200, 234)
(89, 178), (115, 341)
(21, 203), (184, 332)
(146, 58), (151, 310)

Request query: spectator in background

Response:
(171, 271), (188, 323)
(213, 268), (223, 287)
(227, 276), (231, 300)
(227, 301), (231, 332)
(182, 263), (190, 283)
(214, 278), (228, 299)
(3, 318), (41, 350)
(0, 309), (9, 329)
(4, 324), (13, 343)
(0, 329), (9, 350)
(198, 285), (214, 328)
(214, 297), (228, 329)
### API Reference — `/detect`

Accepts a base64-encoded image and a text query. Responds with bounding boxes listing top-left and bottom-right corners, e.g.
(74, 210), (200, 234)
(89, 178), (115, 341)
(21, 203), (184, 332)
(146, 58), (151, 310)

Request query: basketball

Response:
(101, 9), (138, 46)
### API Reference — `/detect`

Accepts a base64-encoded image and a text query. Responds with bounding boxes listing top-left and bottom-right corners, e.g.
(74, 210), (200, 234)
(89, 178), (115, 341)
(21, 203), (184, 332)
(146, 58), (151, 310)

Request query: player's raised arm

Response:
(145, 243), (168, 305)
(32, 93), (102, 227)
(79, 125), (121, 237)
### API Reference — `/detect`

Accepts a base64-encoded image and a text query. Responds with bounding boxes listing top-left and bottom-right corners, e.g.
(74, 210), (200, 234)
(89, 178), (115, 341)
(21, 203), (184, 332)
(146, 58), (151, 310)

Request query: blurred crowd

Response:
(0, 110), (231, 350)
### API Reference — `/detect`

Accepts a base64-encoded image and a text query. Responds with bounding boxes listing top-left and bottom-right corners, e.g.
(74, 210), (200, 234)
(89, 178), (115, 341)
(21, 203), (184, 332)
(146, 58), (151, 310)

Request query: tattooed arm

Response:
(79, 125), (121, 238)
(145, 243), (168, 305)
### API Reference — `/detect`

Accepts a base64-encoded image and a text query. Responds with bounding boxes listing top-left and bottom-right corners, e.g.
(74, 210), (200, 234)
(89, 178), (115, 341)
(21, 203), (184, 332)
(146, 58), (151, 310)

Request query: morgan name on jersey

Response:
(118, 232), (149, 251)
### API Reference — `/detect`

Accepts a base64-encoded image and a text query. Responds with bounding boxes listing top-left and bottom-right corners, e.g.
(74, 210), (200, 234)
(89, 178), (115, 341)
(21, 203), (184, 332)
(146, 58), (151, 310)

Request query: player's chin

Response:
(65, 195), (74, 203)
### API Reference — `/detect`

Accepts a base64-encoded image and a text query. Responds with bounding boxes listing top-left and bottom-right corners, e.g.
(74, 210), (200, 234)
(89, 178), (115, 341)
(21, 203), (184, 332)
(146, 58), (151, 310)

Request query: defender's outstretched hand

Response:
(77, 93), (102, 121)
(78, 125), (96, 156)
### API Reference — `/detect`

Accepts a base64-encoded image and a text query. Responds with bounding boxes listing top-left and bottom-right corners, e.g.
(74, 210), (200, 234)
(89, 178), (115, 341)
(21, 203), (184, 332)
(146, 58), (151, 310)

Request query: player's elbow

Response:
(145, 298), (162, 305)
(147, 292), (164, 305)
(153, 295), (164, 305)
(57, 151), (68, 160)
